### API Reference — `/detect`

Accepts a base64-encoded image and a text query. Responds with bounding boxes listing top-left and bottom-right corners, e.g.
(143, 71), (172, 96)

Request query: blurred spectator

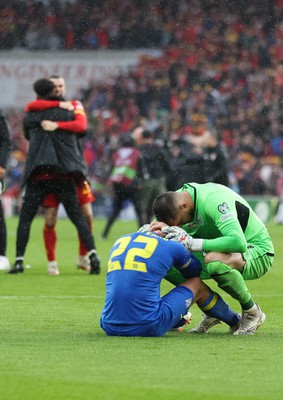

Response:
(201, 129), (230, 186)
(0, 0), (280, 53)
(101, 133), (143, 238)
(166, 138), (204, 190)
(2, 0), (283, 206)
(133, 127), (171, 224)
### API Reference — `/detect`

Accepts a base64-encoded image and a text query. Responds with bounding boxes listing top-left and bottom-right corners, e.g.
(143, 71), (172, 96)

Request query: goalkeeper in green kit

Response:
(151, 182), (274, 336)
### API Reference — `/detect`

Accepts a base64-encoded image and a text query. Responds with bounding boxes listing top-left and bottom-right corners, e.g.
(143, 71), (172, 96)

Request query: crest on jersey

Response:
(218, 202), (230, 214)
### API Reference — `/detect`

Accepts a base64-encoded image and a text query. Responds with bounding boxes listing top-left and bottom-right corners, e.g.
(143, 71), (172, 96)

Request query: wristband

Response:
(191, 239), (204, 252)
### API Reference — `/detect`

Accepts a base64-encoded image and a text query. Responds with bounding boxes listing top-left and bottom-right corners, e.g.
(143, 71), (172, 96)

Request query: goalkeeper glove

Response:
(162, 226), (203, 252)
(138, 224), (151, 233)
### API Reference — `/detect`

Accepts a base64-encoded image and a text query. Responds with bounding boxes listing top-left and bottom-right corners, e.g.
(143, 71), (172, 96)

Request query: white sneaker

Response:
(48, 261), (59, 275)
(0, 255), (10, 271)
(188, 314), (222, 333)
(77, 255), (91, 272)
(233, 304), (266, 336)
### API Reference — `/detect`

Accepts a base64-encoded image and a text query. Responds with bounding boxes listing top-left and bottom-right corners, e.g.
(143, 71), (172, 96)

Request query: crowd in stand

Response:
(0, 1), (282, 52)
(1, 0), (283, 214)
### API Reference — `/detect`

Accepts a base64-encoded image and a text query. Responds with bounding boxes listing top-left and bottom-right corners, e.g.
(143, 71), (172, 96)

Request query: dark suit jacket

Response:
(22, 107), (87, 185)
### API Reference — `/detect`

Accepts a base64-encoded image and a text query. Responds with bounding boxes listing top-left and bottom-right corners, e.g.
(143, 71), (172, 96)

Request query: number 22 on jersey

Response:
(107, 235), (158, 273)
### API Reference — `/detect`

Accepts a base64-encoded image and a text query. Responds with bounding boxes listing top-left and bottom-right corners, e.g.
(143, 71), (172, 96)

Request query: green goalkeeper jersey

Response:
(177, 183), (274, 255)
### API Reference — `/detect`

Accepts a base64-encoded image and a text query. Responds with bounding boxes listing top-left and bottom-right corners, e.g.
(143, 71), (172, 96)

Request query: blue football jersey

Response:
(101, 231), (200, 325)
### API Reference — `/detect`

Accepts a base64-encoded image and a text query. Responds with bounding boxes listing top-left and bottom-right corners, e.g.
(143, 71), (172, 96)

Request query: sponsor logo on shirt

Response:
(218, 202), (230, 214)
(220, 212), (235, 221)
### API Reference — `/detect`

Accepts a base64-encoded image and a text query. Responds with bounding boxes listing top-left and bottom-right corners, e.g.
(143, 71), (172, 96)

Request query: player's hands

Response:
(41, 120), (58, 131)
(149, 221), (168, 237)
(150, 221), (168, 231)
(138, 224), (151, 233)
(162, 226), (193, 251)
(139, 224), (166, 237)
(59, 101), (74, 111)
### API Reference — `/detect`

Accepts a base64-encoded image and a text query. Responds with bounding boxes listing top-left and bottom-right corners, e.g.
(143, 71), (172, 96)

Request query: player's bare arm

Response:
(26, 99), (86, 132)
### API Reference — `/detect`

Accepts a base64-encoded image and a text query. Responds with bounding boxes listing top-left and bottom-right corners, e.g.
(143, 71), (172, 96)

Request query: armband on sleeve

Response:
(178, 254), (202, 278)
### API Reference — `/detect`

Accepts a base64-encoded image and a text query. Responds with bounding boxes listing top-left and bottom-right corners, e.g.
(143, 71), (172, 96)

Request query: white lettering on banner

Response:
(0, 63), (126, 80)
(0, 56), (139, 108)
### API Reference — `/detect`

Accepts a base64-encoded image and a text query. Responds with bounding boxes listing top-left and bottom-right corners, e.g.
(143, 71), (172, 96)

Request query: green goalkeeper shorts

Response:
(168, 244), (274, 282)
(197, 245), (274, 281)
(242, 245), (274, 280)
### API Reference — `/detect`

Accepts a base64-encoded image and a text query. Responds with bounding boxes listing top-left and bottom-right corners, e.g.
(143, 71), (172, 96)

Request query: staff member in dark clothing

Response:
(166, 138), (205, 191)
(0, 109), (12, 270)
(8, 79), (100, 275)
(133, 127), (171, 224)
(201, 130), (229, 187)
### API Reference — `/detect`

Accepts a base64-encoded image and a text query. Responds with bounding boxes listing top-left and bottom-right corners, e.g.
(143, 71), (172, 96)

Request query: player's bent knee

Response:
(205, 252), (221, 264)
(205, 260), (232, 277)
(205, 252), (244, 270)
(205, 252), (234, 264)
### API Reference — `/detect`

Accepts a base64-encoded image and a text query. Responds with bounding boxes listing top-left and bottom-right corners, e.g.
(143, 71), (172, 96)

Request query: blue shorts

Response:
(100, 286), (194, 337)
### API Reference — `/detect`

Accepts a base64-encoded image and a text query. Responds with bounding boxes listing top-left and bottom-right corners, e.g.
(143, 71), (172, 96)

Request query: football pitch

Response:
(1, 216), (283, 400)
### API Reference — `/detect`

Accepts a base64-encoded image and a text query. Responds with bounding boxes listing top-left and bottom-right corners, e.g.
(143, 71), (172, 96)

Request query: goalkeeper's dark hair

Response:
(153, 192), (178, 223)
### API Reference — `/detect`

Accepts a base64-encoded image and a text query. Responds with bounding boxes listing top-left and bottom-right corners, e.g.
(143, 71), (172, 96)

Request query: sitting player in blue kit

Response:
(100, 226), (240, 337)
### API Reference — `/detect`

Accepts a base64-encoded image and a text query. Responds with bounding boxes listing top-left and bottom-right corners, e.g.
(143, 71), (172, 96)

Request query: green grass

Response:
(1, 216), (283, 400)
